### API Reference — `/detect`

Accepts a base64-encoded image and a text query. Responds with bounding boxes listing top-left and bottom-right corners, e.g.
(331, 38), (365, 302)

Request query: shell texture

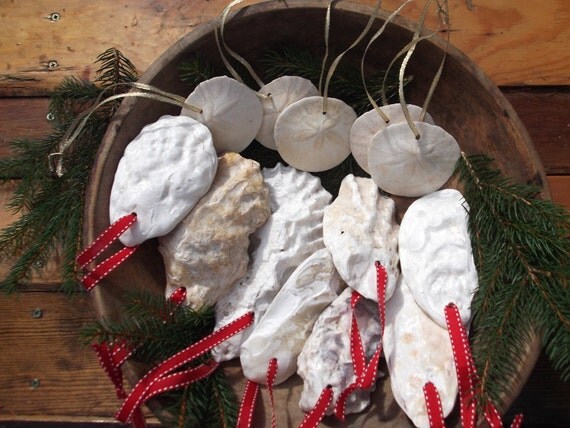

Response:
(158, 153), (271, 309)
(383, 278), (458, 428)
(368, 121), (460, 197)
(256, 76), (320, 150)
(213, 164), (332, 362)
(399, 189), (477, 327)
(323, 175), (400, 301)
(350, 104), (434, 173)
(109, 115), (217, 247)
(240, 248), (343, 385)
(298, 287), (381, 415)
(181, 75), (263, 154)
(274, 96), (357, 172)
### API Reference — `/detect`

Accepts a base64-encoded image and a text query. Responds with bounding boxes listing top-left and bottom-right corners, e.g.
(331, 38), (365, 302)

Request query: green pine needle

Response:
(456, 153), (570, 413)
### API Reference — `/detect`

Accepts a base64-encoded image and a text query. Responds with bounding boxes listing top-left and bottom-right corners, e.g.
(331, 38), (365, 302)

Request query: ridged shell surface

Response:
(158, 153), (270, 309)
(240, 248), (343, 385)
(213, 164), (332, 362)
(383, 279), (458, 428)
(399, 189), (477, 327)
(298, 287), (381, 415)
(109, 115), (217, 247)
(323, 175), (400, 301)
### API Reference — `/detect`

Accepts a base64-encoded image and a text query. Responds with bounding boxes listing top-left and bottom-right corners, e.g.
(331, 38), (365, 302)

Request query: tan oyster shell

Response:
(240, 248), (343, 385)
(323, 175), (400, 301)
(158, 152), (270, 309)
(213, 164), (332, 362)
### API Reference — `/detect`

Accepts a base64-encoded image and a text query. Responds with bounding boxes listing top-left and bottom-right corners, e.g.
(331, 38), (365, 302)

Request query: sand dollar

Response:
(256, 76), (319, 150)
(274, 96), (357, 172)
(368, 121), (460, 197)
(181, 75), (263, 154)
(350, 104), (434, 173)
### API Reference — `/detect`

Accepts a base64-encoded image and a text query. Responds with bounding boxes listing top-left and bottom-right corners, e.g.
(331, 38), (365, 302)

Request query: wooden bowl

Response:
(84, 1), (546, 426)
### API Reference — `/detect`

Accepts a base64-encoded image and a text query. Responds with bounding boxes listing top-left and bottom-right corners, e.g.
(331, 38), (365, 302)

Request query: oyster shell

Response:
(240, 248), (343, 385)
(399, 189), (477, 327)
(109, 115), (217, 247)
(213, 164), (332, 362)
(158, 153), (270, 309)
(323, 175), (400, 301)
(298, 287), (381, 416)
(383, 278), (458, 428)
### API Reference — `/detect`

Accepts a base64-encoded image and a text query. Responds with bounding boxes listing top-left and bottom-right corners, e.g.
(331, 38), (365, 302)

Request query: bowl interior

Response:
(84, 1), (546, 425)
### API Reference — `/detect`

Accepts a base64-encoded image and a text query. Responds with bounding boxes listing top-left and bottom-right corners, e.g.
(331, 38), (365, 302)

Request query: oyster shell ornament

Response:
(240, 248), (343, 385)
(158, 153), (271, 309)
(256, 76), (320, 150)
(298, 287), (381, 416)
(399, 188), (478, 327)
(109, 115), (217, 247)
(367, 121), (461, 197)
(180, 75), (263, 154)
(213, 164), (332, 362)
(383, 278), (458, 428)
(349, 104), (434, 173)
(274, 96), (357, 172)
(323, 175), (400, 301)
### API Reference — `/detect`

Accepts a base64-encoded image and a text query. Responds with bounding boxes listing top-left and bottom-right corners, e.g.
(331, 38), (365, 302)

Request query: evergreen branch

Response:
(179, 56), (217, 90)
(95, 47), (138, 89)
(455, 153), (570, 412)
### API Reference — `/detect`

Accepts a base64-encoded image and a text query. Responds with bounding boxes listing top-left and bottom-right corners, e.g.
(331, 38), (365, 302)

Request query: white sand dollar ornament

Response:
(368, 121), (460, 197)
(274, 96), (357, 172)
(350, 104), (434, 173)
(109, 115), (217, 247)
(399, 189), (478, 327)
(180, 75), (263, 154)
(256, 76), (319, 150)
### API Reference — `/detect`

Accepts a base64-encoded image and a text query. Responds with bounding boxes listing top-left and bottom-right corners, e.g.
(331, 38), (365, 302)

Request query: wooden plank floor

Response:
(0, 0), (568, 426)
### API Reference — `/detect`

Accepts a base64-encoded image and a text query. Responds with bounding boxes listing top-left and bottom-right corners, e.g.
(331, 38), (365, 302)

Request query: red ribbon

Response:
(266, 358), (278, 428)
(423, 382), (446, 428)
(116, 311), (254, 424)
(298, 386), (333, 428)
(236, 380), (260, 428)
(334, 261), (387, 420)
(77, 213), (139, 291)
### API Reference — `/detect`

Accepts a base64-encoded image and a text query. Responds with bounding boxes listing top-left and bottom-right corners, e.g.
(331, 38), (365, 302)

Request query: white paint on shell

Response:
(181, 75), (263, 154)
(256, 76), (320, 150)
(109, 115), (217, 247)
(298, 287), (381, 415)
(213, 164), (332, 362)
(274, 96), (357, 172)
(159, 153), (271, 309)
(350, 104), (434, 173)
(240, 248), (343, 385)
(368, 121), (460, 197)
(399, 188), (477, 327)
(383, 279), (458, 428)
(323, 175), (400, 301)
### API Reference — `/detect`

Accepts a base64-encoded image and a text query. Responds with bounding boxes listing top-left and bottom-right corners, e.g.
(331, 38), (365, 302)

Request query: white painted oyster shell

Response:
(158, 153), (271, 309)
(298, 287), (381, 416)
(350, 104), (434, 173)
(383, 278), (458, 428)
(109, 115), (217, 247)
(323, 175), (400, 301)
(181, 75), (263, 154)
(256, 76), (320, 150)
(240, 248), (343, 385)
(213, 164), (332, 362)
(399, 188), (477, 327)
(368, 121), (460, 197)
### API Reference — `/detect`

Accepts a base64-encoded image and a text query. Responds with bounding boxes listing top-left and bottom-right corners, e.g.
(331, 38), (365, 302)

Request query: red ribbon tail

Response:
(237, 380), (260, 428)
(510, 414), (524, 428)
(333, 382), (357, 421)
(81, 245), (139, 291)
(266, 358), (278, 428)
(298, 385), (333, 428)
(423, 381), (446, 428)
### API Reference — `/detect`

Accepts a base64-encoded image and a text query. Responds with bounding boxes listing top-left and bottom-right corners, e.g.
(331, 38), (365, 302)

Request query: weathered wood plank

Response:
(0, 0), (569, 97)
(0, 91), (569, 174)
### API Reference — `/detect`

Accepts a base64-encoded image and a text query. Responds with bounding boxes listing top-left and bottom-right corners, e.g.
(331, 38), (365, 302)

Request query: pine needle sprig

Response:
(81, 290), (238, 428)
(0, 48), (138, 294)
(455, 153), (570, 413)
(179, 56), (218, 90)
